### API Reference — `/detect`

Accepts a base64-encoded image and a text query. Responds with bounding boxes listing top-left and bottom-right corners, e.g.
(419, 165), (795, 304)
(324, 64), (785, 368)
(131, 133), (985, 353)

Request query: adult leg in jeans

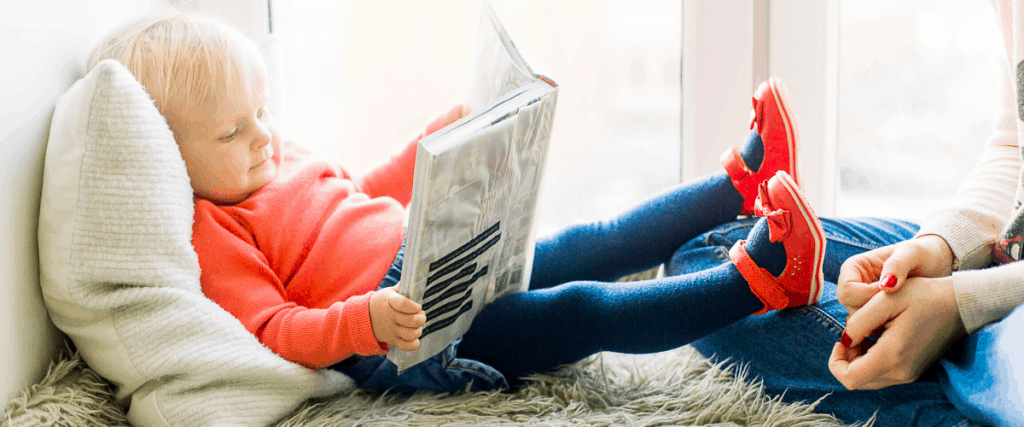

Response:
(939, 303), (1024, 426)
(669, 217), (980, 427)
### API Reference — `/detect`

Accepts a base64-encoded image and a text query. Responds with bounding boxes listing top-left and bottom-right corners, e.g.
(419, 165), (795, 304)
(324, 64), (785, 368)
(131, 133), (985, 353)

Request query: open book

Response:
(387, 1), (558, 372)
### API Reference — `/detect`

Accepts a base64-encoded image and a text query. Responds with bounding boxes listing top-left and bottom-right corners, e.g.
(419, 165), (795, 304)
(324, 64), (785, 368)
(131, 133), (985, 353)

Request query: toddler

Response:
(90, 12), (825, 393)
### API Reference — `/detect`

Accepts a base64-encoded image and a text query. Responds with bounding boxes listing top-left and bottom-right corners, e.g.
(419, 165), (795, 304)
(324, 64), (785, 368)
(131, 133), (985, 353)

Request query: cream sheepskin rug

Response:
(3, 344), (867, 427)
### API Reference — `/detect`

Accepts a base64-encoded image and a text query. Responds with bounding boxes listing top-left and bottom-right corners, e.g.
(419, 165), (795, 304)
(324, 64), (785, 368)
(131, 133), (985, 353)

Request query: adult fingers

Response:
(836, 280), (878, 317)
(828, 342), (849, 385)
(878, 236), (957, 295)
(828, 342), (879, 390)
(875, 242), (921, 294)
(876, 244), (916, 295)
(843, 291), (900, 350)
(837, 246), (894, 309)
(876, 238), (947, 295)
(829, 330), (899, 390)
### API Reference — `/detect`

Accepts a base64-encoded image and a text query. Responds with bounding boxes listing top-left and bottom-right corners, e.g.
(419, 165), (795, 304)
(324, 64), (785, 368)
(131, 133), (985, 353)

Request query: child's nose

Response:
(252, 121), (272, 148)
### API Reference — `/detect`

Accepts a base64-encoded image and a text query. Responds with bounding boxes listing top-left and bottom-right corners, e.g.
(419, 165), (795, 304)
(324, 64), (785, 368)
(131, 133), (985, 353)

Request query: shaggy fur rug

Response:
(3, 269), (868, 426)
(3, 345), (867, 427)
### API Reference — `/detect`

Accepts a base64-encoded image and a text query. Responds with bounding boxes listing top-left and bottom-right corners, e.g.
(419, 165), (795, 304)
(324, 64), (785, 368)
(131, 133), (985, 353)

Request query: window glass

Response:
(274, 0), (680, 235)
(836, 0), (1001, 220)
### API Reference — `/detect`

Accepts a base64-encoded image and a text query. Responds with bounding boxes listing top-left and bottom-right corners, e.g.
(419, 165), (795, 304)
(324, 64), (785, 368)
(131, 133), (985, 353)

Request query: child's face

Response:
(164, 83), (280, 204)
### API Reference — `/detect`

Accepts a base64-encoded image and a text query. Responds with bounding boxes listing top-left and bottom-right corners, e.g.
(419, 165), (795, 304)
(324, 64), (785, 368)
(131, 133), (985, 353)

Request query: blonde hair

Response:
(88, 11), (267, 115)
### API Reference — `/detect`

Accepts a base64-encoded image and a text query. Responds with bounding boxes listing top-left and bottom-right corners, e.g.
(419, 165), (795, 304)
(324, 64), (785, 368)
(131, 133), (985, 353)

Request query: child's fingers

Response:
(444, 104), (467, 123)
(386, 291), (422, 314)
(425, 105), (467, 135)
(396, 326), (423, 342)
(396, 311), (426, 329)
(393, 337), (421, 352)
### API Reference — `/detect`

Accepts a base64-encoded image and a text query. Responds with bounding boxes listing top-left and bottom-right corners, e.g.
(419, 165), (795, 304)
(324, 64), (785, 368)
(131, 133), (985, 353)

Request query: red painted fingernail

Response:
(881, 274), (897, 288)
(841, 331), (852, 348)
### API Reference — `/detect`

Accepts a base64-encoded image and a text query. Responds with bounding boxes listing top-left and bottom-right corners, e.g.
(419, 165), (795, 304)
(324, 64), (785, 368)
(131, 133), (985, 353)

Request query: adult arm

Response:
(914, 61), (1019, 271)
(915, 58), (1024, 333)
(832, 58), (1024, 389)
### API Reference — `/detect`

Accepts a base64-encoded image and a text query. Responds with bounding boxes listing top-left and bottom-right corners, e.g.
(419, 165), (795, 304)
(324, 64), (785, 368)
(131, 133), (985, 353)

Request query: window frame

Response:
(682, 0), (839, 216)
(210, 0), (841, 215)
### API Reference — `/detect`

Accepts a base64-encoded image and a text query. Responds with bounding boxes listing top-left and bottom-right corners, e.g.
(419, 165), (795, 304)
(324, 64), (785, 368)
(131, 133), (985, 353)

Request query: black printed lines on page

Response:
(420, 222), (500, 338)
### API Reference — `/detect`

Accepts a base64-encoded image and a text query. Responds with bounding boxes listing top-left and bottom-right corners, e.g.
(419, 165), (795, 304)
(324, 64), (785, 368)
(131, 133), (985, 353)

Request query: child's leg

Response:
(527, 172), (744, 288)
(461, 172), (824, 385)
(459, 259), (765, 386)
(530, 77), (802, 290)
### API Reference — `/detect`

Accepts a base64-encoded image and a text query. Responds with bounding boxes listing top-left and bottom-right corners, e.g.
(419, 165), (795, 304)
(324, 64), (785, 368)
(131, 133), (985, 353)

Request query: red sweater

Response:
(193, 139), (417, 369)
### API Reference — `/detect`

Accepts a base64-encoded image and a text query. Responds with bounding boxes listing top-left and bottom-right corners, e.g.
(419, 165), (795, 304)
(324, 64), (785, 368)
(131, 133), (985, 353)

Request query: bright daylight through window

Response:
(274, 0), (681, 236)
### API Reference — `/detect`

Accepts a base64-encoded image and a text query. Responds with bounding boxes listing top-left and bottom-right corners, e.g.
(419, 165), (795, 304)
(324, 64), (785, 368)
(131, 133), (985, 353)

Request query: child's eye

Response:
(220, 128), (239, 141)
(257, 108), (266, 120)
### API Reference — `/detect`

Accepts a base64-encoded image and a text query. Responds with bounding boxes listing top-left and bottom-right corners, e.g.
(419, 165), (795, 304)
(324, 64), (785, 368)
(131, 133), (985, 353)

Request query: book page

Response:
(465, 1), (536, 113)
(387, 1), (558, 373)
(390, 87), (556, 371)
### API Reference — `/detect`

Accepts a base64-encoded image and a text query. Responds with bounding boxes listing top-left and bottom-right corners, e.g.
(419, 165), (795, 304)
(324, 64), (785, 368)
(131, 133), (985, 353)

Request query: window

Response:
(273, 0), (681, 235)
(835, 0), (1001, 220)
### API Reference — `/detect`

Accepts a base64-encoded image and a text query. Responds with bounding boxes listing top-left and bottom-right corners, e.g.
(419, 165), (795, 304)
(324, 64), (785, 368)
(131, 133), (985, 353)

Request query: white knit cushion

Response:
(37, 59), (353, 427)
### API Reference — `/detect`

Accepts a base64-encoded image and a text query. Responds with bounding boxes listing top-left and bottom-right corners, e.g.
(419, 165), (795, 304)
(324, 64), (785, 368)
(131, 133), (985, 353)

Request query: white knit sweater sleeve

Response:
(915, 58), (1024, 333)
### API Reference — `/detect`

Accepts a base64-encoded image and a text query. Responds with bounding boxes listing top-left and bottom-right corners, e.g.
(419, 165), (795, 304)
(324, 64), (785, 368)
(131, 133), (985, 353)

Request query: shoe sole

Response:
(767, 77), (802, 186)
(775, 171), (824, 305)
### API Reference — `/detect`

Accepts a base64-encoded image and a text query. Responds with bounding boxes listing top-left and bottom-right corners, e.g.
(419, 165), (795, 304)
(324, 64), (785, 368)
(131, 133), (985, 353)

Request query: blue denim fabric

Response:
(939, 304), (1024, 427)
(458, 173), (763, 385)
(327, 244), (508, 394)
(667, 217), (983, 427)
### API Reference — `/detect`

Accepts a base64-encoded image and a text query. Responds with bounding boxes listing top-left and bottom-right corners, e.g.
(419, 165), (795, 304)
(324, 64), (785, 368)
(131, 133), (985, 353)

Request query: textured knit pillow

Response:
(37, 59), (353, 427)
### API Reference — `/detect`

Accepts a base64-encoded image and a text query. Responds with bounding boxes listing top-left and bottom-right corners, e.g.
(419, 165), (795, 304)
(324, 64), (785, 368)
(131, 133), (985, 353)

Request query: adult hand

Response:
(369, 286), (426, 352)
(836, 235), (955, 318)
(828, 275), (966, 390)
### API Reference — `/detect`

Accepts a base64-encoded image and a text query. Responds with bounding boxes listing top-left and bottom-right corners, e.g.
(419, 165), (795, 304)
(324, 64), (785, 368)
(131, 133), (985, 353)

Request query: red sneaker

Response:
(721, 77), (801, 215)
(729, 171), (824, 315)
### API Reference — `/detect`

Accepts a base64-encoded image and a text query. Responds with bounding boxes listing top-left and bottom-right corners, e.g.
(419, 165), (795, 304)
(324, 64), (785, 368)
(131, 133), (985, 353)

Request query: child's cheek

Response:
(271, 137), (284, 164)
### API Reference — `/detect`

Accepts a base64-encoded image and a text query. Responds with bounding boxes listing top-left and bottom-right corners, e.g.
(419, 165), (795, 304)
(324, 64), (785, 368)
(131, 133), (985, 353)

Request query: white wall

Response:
(0, 0), (164, 405)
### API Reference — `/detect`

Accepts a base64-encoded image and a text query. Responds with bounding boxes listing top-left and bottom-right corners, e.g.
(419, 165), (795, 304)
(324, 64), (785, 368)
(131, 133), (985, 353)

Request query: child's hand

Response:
(425, 105), (468, 136)
(369, 286), (426, 352)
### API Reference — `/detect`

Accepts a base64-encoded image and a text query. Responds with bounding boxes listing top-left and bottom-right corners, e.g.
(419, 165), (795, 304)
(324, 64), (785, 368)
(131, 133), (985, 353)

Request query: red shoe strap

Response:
(721, 147), (757, 215)
(720, 146), (751, 187)
(730, 240), (788, 315)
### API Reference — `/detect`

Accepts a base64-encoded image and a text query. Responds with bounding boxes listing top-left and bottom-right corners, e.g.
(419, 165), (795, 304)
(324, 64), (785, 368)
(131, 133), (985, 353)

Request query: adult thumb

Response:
(877, 244), (915, 294)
